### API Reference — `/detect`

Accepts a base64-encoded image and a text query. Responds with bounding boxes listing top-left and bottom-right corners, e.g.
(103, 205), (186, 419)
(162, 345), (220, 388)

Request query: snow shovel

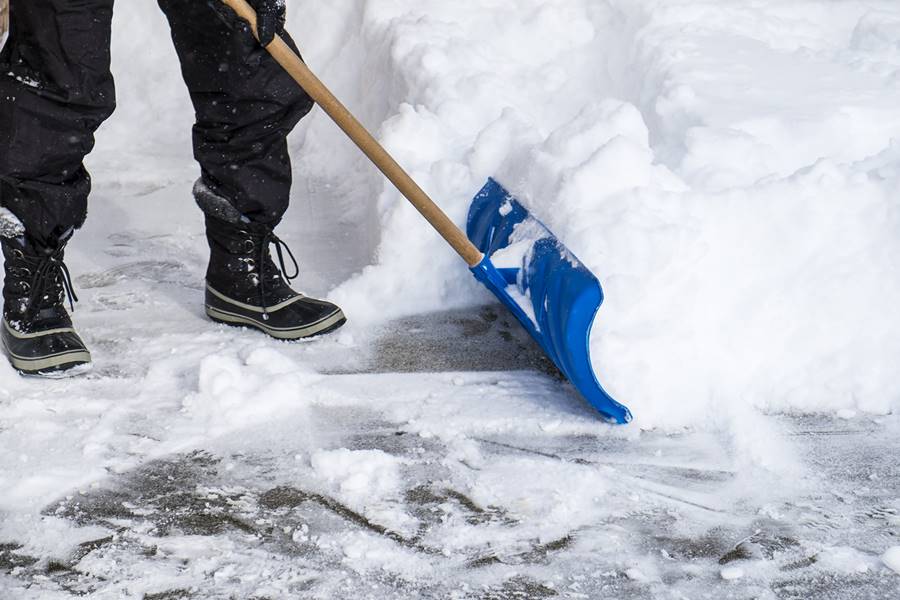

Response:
(221, 0), (633, 424)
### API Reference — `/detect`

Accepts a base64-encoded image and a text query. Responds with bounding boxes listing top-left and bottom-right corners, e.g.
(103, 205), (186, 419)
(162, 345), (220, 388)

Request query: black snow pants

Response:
(0, 0), (313, 247)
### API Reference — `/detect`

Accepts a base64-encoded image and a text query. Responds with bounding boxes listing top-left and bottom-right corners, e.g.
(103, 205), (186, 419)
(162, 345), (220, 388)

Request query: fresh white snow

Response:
(318, 0), (900, 430)
(1, 0), (900, 598)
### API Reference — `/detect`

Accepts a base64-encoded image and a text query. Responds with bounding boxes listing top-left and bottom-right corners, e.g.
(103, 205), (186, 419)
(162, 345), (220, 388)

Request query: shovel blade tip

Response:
(467, 178), (633, 422)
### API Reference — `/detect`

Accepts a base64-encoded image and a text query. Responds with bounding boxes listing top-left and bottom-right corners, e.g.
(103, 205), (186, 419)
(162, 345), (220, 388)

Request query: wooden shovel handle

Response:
(220, 0), (484, 268)
(1, 0), (8, 39)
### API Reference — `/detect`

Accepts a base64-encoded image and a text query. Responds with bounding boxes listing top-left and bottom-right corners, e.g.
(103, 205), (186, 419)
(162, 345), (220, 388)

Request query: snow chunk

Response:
(624, 568), (648, 582)
(817, 546), (872, 575)
(311, 449), (406, 501)
(836, 409), (857, 420)
(0, 207), (25, 238)
(883, 546), (900, 575)
(338, 531), (435, 580)
(181, 348), (317, 438)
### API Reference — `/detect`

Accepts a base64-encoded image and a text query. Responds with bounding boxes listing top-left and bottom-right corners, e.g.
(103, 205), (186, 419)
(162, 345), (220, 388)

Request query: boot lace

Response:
(15, 247), (79, 314)
(254, 228), (300, 321)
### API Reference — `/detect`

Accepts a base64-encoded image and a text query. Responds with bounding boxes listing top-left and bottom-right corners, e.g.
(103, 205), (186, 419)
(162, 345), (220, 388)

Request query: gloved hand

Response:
(247, 0), (286, 46)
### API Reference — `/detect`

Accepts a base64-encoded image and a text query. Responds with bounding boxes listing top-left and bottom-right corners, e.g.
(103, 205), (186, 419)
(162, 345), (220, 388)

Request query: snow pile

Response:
(286, 0), (900, 427)
(182, 347), (319, 438)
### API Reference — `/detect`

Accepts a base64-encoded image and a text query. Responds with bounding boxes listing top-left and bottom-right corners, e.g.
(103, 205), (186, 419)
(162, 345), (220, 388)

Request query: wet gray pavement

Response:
(1, 307), (898, 599)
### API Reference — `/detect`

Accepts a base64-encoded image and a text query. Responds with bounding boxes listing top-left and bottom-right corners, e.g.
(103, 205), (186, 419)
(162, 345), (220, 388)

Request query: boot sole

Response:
(2, 319), (92, 377)
(4, 347), (93, 377)
(206, 305), (347, 340)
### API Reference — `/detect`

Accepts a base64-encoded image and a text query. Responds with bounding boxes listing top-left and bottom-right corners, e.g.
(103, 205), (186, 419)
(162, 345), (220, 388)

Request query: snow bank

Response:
(294, 0), (900, 428)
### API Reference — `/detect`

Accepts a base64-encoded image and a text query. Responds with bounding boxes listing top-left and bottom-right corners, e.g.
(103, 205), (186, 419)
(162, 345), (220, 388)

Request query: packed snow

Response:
(2, 0), (900, 598)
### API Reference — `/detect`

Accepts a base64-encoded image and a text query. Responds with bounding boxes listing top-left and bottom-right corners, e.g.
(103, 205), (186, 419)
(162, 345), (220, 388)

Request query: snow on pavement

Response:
(2, 0), (900, 598)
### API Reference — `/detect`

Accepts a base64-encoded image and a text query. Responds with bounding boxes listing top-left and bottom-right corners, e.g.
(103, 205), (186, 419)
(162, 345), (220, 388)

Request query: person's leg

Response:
(159, 0), (345, 340)
(157, 0), (312, 226)
(0, 0), (116, 247)
(0, 0), (113, 375)
(0, 0), (114, 374)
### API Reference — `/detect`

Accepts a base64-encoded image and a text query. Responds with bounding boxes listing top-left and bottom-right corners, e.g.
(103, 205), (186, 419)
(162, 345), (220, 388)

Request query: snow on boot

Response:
(203, 214), (346, 340)
(1, 234), (91, 376)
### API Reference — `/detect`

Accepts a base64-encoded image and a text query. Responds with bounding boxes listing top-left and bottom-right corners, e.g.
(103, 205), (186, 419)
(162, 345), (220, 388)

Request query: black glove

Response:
(248, 0), (286, 46)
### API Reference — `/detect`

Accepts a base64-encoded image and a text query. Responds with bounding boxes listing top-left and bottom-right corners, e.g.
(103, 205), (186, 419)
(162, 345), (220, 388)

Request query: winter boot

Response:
(202, 212), (346, 341)
(1, 233), (91, 376)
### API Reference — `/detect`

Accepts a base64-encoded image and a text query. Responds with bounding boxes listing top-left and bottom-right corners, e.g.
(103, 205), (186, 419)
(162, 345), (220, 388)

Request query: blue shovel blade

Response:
(466, 178), (632, 424)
